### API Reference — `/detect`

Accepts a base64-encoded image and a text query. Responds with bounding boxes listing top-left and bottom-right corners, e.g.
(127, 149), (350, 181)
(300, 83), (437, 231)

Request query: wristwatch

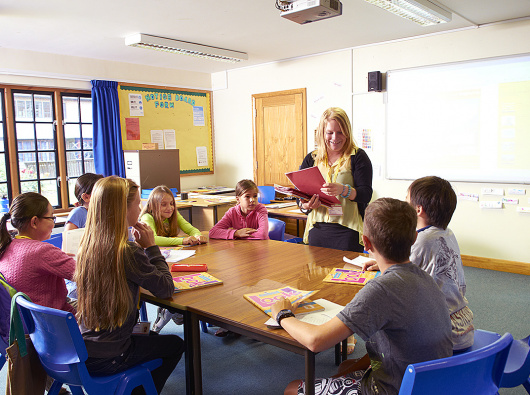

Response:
(276, 309), (295, 327)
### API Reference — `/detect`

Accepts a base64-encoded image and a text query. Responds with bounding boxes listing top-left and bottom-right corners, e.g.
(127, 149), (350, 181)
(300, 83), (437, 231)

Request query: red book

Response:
(278, 166), (341, 207)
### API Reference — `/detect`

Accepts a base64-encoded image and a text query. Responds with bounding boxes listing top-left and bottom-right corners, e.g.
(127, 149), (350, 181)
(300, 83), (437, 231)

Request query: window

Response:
(0, 91), (10, 199)
(13, 91), (59, 206)
(62, 94), (94, 205)
(1, 85), (93, 210)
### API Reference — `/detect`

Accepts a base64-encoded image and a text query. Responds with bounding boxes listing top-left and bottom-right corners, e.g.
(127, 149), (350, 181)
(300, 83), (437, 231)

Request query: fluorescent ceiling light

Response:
(362, 0), (451, 26)
(125, 33), (248, 63)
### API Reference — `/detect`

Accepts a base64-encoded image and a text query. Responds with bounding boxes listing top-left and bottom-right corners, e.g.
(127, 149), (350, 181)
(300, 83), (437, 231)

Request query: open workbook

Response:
(244, 286), (320, 317)
(274, 166), (341, 208)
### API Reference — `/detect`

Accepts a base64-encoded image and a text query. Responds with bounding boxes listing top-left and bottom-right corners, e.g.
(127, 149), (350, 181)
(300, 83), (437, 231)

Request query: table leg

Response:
(188, 207), (193, 226)
(184, 311), (202, 395)
(213, 206), (218, 223)
(304, 349), (316, 395)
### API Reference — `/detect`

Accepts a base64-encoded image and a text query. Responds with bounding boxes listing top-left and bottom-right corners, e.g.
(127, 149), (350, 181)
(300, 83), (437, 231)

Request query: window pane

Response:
(34, 95), (53, 122)
(14, 93), (34, 121)
(68, 177), (77, 205)
(40, 180), (58, 206)
(0, 130), (4, 151)
(0, 183), (7, 196)
(38, 152), (56, 178)
(36, 123), (55, 148)
(66, 151), (83, 178)
(16, 123), (35, 150)
(80, 97), (92, 123)
(62, 96), (80, 123)
(82, 124), (93, 149)
(84, 152), (95, 173)
(20, 180), (38, 194)
(19, 152), (37, 180)
(64, 124), (81, 149)
(0, 153), (7, 183)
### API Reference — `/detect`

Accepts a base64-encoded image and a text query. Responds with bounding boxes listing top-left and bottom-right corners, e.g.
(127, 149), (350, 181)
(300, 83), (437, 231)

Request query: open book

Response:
(244, 286), (319, 317)
(274, 166), (341, 208)
(323, 267), (381, 286)
(265, 298), (344, 328)
(173, 272), (222, 293)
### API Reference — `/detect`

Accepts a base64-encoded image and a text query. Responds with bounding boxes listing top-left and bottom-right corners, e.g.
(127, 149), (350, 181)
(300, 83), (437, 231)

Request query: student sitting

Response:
(408, 176), (474, 350)
(0, 192), (76, 313)
(209, 179), (269, 240)
(364, 176), (474, 351)
(75, 176), (184, 394)
(272, 198), (452, 395)
(64, 172), (104, 231)
(140, 185), (206, 333)
(140, 185), (206, 246)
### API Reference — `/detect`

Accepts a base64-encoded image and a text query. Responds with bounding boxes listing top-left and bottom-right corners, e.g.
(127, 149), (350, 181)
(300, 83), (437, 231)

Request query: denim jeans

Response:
(85, 332), (185, 394)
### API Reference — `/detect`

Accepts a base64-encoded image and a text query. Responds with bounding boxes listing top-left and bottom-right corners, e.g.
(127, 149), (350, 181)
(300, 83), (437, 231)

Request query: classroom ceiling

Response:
(2, 0), (530, 75)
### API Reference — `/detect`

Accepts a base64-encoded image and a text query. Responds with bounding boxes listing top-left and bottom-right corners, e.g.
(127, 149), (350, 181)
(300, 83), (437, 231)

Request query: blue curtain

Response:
(91, 80), (125, 177)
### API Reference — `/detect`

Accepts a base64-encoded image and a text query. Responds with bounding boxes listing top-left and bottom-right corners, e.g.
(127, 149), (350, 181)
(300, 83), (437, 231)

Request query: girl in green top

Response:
(140, 185), (207, 332)
(140, 185), (207, 246)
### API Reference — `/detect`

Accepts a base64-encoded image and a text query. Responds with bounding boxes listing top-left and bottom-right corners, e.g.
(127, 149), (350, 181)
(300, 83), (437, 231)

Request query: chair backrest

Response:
(258, 186), (275, 204)
(0, 272), (16, 347)
(43, 233), (63, 249)
(398, 332), (513, 395)
(15, 295), (89, 386)
(268, 218), (286, 241)
(500, 334), (530, 389)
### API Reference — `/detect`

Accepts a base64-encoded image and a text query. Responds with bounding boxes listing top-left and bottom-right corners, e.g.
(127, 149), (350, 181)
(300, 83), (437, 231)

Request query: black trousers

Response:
(85, 332), (185, 394)
(308, 222), (364, 253)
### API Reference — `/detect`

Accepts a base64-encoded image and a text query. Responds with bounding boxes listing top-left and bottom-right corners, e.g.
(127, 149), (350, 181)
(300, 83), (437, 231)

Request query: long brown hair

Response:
(140, 186), (179, 237)
(313, 107), (358, 167)
(0, 192), (49, 257)
(75, 176), (139, 330)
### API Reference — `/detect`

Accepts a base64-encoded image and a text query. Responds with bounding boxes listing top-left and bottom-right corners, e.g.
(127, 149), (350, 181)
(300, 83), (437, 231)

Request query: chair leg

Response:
(47, 380), (64, 395)
(523, 378), (530, 394)
(68, 386), (85, 395)
(115, 368), (158, 395)
(200, 321), (208, 333)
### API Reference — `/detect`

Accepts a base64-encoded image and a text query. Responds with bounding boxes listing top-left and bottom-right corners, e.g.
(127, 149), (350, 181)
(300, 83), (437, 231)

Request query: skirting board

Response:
(462, 255), (530, 276)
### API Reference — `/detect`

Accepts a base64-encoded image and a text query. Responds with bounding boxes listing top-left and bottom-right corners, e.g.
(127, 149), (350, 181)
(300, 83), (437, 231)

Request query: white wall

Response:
(0, 48), (215, 190)
(212, 19), (530, 263)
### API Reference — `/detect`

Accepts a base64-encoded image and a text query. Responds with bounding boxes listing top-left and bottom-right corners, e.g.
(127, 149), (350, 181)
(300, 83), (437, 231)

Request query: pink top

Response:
(209, 203), (269, 240)
(0, 239), (76, 313)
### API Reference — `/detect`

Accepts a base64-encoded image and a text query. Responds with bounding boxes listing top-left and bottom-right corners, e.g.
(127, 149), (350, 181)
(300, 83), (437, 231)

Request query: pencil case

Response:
(171, 263), (208, 272)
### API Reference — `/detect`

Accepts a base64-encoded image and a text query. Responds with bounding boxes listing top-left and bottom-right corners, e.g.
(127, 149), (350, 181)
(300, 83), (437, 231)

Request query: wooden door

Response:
(253, 89), (307, 187)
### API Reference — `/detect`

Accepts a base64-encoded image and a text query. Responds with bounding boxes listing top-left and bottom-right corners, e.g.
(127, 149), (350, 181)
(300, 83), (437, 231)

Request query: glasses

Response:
(40, 216), (57, 223)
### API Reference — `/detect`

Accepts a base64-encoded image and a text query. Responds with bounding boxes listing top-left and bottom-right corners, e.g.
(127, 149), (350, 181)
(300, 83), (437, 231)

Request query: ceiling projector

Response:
(280, 0), (343, 24)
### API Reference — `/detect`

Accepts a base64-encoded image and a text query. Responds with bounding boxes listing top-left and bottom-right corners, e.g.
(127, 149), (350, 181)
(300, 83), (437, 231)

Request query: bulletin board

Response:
(118, 83), (214, 175)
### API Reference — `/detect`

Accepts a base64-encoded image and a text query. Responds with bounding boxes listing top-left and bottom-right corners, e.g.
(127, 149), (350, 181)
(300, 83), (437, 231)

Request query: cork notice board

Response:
(118, 83), (214, 175)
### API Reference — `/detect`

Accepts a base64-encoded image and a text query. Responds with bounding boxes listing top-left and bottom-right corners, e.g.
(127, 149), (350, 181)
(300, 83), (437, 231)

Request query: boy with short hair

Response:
(407, 176), (474, 350)
(272, 198), (452, 395)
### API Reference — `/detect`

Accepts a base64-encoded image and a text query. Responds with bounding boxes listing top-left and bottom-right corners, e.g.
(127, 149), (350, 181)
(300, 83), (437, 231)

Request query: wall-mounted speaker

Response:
(368, 71), (383, 92)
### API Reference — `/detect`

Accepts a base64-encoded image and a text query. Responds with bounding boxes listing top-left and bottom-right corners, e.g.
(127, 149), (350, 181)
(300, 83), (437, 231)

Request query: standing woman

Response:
(300, 107), (373, 252)
(75, 176), (184, 393)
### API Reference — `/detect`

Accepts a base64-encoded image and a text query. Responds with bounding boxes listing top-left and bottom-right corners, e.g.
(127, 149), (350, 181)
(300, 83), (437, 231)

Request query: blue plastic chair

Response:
(16, 295), (162, 395)
(500, 334), (530, 392)
(43, 233), (63, 249)
(268, 218), (286, 241)
(398, 332), (513, 395)
(258, 186), (275, 204)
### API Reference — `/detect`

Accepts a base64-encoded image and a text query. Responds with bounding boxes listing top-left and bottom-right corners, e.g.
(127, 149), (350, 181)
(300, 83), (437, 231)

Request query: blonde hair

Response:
(314, 107), (358, 166)
(140, 186), (179, 237)
(75, 176), (139, 330)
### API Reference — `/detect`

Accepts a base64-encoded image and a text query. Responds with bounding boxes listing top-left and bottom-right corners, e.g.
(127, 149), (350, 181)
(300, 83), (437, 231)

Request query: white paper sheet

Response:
(265, 298), (345, 328)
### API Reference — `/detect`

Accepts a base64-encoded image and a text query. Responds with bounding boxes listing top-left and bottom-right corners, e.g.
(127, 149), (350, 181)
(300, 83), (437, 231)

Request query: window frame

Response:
(1, 85), (93, 212)
(0, 90), (12, 201)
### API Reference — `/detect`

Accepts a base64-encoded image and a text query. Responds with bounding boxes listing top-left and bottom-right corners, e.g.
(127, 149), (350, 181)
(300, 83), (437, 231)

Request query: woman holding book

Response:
(75, 176), (184, 393)
(299, 107), (373, 253)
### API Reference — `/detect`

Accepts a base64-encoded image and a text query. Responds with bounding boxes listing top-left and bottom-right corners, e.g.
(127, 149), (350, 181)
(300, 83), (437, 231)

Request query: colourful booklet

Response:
(244, 286), (319, 316)
(173, 272), (222, 293)
(323, 268), (381, 286)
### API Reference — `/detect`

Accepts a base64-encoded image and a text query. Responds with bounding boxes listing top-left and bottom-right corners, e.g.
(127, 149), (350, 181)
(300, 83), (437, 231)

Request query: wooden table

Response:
(141, 239), (362, 395)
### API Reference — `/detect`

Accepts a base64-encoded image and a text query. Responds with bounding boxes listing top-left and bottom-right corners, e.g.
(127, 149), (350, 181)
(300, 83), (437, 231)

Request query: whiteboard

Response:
(386, 54), (530, 184)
